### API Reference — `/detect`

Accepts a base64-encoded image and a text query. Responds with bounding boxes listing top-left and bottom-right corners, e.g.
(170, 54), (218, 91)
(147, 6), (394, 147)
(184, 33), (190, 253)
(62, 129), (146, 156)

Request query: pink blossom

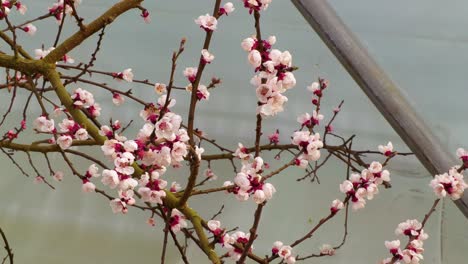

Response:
(204, 168), (218, 181)
(154, 83), (166, 94)
(307, 82), (320, 93)
(34, 175), (44, 184)
(141, 9), (150, 23)
(234, 172), (251, 191)
(170, 209), (187, 232)
(268, 129), (280, 144)
(71, 88), (95, 108)
(138, 187), (166, 204)
(385, 240), (401, 256)
(114, 68), (133, 82)
(262, 183), (276, 200)
(58, 119), (76, 133)
(378, 142), (394, 156)
(207, 220), (223, 235)
(170, 182), (181, 192)
(15, 2), (27, 15)
(33, 116), (55, 133)
(201, 49), (215, 64)
(22, 23), (36, 36)
(241, 37), (256, 51)
(57, 135), (73, 149)
(457, 147), (468, 162)
(311, 110), (324, 125)
(195, 14), (217, 31)
(75, 128), (88, 140)
(278, 245), (293, 259)
(194, 84), (210, 101)
(114, 152), (135, 175)
(272, 241), (283, 255)
(157, 94), (177, 109)
(257, 94), (288, 116)
(253, 189), (266, 204)
(369, 161), (383, 174)
(255, 82), (275, 103)
(395, 219), (422, 237)
(330, 199), (344, 214)
(62, 54), (74, 64)
(295, 157), (308, 168)
(297, 113), (312, 127)
(155, 113), (181, 141)
(109, 190), (135, 214)
(319, 244), (335, 256)
(53, 171), (64, 182)
(146, 218), (156, 227)
(34, 47), (55, 59)
(101, 169), (120, 189)
(430, 168), (467, 200)
(82, 180), (96, 193)
(233, 143), (252, 161)
(109, 198), (126, 214)
(112, 93), (125, 106)
(123, 140), (138, 152)
(286, 256), (296, 264)
(219, 2), (235, 15)
(88, 103), (101, 117)
(183, 67), (198, 83)
(279, 72), (296, 90)
(86, 164), (100, 178)
(248, 50), (262, 68)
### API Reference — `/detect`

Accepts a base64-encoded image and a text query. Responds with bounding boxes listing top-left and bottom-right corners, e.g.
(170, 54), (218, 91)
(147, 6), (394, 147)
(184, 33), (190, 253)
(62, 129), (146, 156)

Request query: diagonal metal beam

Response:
(292, 0), (468, 218)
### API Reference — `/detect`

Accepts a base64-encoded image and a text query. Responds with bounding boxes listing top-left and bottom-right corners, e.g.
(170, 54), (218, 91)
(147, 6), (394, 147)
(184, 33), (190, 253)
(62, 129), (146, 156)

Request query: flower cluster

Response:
(183, 66), (211, 101)
(226, 152), (276, 204)
(33, 115), (89, 149)
(48, 0), (81, 22)
(242, 0), (272, 13)
(430, 166), (467, 200)
(110, 190), (136, 214)
(381, 219), (429, 264)
(0, 0), (27, 19)
(81, 164), (100, 192)
(71, 88), (101, 117)
(297, 111), (324, 128)
(57, 118), (89, 149)
(206, 219), (255, 261)
(97, 92), (191, 213)
(33, 116), (55, 133)
(242, 35), (296, 116)
(339, 161), (390, 210)
(291, 130), (323, 168)
(272, 241), (296, 263)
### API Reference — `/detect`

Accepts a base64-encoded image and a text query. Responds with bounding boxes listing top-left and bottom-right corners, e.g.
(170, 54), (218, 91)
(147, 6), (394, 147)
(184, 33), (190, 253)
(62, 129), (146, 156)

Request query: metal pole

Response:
(292, 0), (468, 218)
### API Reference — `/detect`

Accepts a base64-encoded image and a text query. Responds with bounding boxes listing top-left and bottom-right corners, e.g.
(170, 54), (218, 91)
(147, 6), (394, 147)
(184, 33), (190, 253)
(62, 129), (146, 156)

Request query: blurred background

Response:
(0, 0), (466, 263)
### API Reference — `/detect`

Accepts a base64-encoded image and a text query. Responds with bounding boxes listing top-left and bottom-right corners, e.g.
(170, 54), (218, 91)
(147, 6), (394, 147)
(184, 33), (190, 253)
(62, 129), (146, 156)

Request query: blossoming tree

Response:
(0, 1), (466, 264)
